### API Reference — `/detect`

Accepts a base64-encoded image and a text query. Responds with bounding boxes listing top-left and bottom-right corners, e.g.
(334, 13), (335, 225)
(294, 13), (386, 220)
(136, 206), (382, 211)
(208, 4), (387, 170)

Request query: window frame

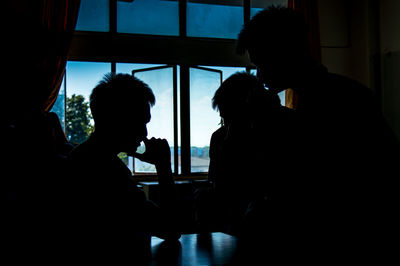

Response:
(67, 0), (259, 179)
(132, 64), (179, 175)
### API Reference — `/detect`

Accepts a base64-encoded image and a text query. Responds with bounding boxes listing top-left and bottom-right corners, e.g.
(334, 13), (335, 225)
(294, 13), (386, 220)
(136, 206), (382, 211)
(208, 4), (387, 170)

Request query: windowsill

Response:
(138, 176), (210, 202)
(134, 174), (208, 183)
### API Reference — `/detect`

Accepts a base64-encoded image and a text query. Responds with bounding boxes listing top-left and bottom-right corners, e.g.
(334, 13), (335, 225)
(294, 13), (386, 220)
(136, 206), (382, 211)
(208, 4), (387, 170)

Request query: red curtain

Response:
(40, 0), (81, 111)
(286, 0), (321, 109)
(4, 0), (80, 115)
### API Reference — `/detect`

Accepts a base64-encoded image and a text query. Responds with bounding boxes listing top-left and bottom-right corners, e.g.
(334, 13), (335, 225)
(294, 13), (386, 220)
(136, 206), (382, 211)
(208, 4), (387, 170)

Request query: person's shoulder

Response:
(66, 140), (100, 172)
(278, 104), (296, 114)
(325, 72), (375, 96)
(67, 141), (89, 161)
(315, 71), (378, 109)
(211, 126), (227, 140)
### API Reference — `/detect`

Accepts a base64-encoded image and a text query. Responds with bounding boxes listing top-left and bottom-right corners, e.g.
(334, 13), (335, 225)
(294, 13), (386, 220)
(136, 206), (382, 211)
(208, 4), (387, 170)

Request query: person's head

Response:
(212, 72), (279, 127)
(237, 5), (314, 91)
(90, 73), (155, 153)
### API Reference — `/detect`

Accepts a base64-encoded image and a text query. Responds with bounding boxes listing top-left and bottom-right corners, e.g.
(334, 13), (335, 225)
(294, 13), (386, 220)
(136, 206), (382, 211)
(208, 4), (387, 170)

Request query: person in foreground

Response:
(235, 5), (399, 264)
(66, 73), (181, 263)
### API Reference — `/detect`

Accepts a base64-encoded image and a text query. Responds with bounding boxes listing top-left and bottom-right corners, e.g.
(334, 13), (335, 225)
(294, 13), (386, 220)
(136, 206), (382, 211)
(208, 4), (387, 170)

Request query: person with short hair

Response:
(236, 5), (399, 263)
(66, 73), (181, 263)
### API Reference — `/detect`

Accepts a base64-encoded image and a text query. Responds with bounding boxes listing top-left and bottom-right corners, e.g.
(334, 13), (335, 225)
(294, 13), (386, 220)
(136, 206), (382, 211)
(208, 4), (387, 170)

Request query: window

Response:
(75, 0), (109, 32)
(64, 61), (110, 145)
(187, 1), (243, 39)
(251, 0), (287, 18)
(190, 66), (246, 172)
(66, 0), (286, 177)
(51, 78), (66, 131)
(117, 0), (179, 36)
(189, 67), (221, 172)
(131, 65), (176, 174)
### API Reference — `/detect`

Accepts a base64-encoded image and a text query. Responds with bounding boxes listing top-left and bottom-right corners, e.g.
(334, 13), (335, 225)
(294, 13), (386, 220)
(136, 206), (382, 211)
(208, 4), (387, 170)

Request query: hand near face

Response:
(134, 137), (171, 166)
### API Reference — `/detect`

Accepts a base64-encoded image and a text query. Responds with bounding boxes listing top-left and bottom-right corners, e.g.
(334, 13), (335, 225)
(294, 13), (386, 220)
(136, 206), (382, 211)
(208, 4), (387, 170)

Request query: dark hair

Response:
(212, 72), (270, 112)
(90, 73), (155, 122)
(236, 5), (308, 54)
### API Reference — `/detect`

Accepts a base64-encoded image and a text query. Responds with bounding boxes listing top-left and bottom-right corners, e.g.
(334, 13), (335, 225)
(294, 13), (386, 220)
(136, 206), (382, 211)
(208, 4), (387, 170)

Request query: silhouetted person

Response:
(236, 5), (400, 263)
(5, 108), (81, 266)
(66, 73), (181, 264)
(195, 72), (298, 238)
(46, 111), (75, 158)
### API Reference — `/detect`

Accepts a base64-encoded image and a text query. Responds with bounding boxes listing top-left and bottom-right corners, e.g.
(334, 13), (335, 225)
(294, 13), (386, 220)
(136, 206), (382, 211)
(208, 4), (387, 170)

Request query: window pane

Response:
(50, 77), (66, 131)
(116, 63), (164, 74)
(131, 66), (175, 173)
(189, 68), (220, 173)
(187, 1), (243, 39)
(251, 0), (287, 19)
(206, 66), (247, 82)
(76, 0), (109, 32)
(117, 0), (179, 36)
(65, 61), (111, 145)
(116, 63), (168, 172)
(190, 66), (246, 173)
(278, 90), (286, 106)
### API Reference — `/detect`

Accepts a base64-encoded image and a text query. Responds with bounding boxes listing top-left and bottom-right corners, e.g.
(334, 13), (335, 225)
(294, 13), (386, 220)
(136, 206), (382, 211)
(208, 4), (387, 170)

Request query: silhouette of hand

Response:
(134, 137), (171, 166)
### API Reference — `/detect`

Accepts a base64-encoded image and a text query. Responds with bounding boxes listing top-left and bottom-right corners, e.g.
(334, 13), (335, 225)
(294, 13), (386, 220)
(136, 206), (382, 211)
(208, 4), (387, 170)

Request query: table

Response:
(150, 233), (239, 266)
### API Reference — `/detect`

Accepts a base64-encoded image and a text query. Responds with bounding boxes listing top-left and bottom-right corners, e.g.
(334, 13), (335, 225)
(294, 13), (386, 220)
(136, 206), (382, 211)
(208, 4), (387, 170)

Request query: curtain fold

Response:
(41, 0), (81, 111)
(286, 0), (321, 109)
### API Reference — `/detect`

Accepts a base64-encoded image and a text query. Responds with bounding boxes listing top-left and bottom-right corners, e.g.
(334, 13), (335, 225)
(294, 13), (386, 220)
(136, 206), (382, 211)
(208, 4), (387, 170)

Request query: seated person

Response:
(195, 72), (298, 237)
(45, 111), (75, 159)
(66, 73), (181, 263)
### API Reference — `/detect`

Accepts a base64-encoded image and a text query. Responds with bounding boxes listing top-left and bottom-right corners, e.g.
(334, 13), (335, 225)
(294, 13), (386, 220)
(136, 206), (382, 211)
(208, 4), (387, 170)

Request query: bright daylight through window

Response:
(51, 0), (287, 176)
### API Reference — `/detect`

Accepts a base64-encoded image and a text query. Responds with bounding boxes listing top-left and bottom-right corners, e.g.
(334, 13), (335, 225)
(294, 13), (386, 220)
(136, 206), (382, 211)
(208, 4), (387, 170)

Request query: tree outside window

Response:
(66, 94), (93, 145)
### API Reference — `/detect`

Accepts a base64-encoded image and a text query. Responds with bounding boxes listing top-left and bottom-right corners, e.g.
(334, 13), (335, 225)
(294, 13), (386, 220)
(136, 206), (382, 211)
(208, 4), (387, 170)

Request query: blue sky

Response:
(64, 61), (247, 147)
(63, 0), (287, 147)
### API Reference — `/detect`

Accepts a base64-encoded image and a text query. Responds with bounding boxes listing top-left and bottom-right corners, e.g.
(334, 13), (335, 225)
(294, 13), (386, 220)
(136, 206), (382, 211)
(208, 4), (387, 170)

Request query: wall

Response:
(380, 0), (400, 140)
(318, 0), (371, 87)
(318, 0), (400, 140)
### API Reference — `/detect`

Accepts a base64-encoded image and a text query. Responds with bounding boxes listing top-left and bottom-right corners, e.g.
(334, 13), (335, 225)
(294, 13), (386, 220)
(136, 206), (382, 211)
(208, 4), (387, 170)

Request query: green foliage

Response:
(118, 152), (129, 166)
(66, 94), (94, 144)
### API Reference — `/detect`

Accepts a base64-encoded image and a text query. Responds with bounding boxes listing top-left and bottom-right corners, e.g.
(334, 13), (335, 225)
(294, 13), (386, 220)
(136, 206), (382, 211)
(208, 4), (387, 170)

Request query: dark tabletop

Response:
(150, 232), (239, 266)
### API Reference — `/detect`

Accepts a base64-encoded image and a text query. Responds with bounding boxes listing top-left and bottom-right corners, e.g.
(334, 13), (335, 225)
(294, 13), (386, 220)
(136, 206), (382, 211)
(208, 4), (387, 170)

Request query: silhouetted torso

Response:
(280, 65), (400, 261)
(235, 6), (400, 263)
(207, 96), (300, 236)
(66, 135), (153, 262)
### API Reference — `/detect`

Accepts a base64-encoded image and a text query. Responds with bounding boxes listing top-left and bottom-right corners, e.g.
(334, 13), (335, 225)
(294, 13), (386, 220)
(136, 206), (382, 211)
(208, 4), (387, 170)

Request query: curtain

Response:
(4, 0), (80, 116)
(40, 0), (81, 111)
(286, 0), (321, 109)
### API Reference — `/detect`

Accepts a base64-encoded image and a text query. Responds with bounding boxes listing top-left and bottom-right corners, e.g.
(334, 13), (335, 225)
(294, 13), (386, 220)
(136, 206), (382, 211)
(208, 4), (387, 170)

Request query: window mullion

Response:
(110, 0), (117, 34)
(244, 0), (250, 23)
(173, 65), (179, 175)
(179, 0), (187, 37)
(180, 65), (191, 175)
(63, 73), (67, 134)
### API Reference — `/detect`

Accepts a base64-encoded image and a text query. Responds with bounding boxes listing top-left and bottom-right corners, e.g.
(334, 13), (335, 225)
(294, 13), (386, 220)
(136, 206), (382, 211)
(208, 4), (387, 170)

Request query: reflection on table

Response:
(150, 232), (238, 266)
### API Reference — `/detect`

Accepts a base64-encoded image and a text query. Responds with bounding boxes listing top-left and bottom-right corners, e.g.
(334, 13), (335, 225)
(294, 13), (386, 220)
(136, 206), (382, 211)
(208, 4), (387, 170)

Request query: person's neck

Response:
(88, 131), (119, 156)
(291, 61), (326, 90)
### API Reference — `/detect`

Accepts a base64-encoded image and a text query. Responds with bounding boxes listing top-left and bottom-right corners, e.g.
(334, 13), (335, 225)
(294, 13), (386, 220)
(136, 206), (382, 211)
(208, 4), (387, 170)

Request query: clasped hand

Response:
(133, 137), (171, 166)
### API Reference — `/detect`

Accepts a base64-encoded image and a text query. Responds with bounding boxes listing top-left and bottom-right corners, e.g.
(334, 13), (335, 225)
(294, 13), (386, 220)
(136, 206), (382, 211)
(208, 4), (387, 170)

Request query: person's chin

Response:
(264, 79), (288, 92)
(125, 143), (140, 155)
(268, 87), (286, 94)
